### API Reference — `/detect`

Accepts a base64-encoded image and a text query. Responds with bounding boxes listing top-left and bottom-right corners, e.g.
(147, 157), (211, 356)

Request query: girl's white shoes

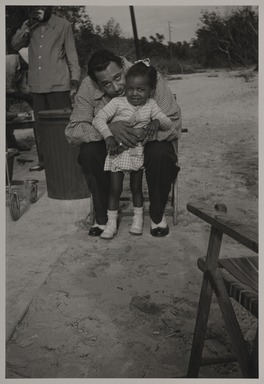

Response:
(100, 221), (117, 239)
(100, 217), (143, 238)
(129, 215), (143, 235)
(100, 210), (118, 239)
(100, 209), (143, 239)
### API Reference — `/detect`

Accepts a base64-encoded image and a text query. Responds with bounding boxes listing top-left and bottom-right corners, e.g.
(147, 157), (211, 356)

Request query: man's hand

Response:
(27, 11), (41, 28)
(108, 121), (140, 149)
(105, 136), (118, 155)
(71, 79), (79, 91)
(70, 80), (79, 105)
(145, 119), (160, 140)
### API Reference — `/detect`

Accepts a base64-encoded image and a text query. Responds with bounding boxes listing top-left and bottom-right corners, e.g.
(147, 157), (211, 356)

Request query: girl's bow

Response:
(134, 58), (150, 67)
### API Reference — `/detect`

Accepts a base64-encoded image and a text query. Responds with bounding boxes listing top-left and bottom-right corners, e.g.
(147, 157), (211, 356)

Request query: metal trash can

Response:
(38, 109), (90, 200)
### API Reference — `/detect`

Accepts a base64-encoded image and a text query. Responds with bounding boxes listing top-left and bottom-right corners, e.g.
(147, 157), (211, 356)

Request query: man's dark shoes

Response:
(150, 225), (169, 237)
(29, 165), (45, 172)
(89, 226), (104, 237)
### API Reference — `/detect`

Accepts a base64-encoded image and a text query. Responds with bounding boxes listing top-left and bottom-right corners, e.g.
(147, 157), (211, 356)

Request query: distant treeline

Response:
(6, 6), (258, 76)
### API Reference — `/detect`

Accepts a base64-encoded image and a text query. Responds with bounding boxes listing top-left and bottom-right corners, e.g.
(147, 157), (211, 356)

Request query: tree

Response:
(192, 7), (258, 67)
(226, 7), (258, 66)
(102, 17), (122, 40)
(6, 6), (30, 53)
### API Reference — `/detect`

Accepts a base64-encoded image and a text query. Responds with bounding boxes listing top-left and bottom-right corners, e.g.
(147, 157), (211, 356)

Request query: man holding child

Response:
(65, 50), (182, 237)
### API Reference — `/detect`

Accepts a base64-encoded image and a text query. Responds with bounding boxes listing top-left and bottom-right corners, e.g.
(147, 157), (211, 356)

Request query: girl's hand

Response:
(106, 136), (118, 155)
(145, 119), (160, 140)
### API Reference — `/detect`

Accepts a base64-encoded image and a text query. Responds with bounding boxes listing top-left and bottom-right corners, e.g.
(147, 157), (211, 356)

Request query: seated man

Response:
(65, 50), (182, 237)
(6, 52), (33, 106)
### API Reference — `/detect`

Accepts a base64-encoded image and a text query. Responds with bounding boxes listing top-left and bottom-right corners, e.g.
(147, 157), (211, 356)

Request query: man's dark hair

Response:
(88, 50), (123, 83)
(125, 62), (157, 89)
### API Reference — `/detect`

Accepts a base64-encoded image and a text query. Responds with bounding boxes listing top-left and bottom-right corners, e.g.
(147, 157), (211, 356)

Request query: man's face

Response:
(94, 62), (126, 99)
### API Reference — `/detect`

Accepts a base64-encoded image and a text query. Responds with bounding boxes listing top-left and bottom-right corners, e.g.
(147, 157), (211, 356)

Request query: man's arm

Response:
(153, 73), (182, 141)
(150, 100), (173, 131)
(11, 20), (31, 51)
(65, 78), (103, 145)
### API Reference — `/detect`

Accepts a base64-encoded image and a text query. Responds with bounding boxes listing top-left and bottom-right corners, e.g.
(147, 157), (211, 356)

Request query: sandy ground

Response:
(5, 68), (258, 379)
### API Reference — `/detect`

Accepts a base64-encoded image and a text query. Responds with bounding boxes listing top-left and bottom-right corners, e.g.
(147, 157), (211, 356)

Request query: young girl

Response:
(93, 59), (172, 239)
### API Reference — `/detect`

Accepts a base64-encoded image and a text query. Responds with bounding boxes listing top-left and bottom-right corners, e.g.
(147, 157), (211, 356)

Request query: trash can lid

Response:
(38, 108), (72, 119)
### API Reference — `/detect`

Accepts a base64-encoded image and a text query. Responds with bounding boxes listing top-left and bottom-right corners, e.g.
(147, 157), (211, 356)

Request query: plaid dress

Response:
(93, 97), (173, 173)
(104, 143), (144, 173)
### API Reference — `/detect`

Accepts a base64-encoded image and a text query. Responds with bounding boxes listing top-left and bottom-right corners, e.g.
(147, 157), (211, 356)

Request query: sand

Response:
(5, 68), (258, 379)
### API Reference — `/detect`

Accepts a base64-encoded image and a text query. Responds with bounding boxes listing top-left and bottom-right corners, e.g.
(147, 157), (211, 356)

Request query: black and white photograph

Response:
(4, 1), (259, 380)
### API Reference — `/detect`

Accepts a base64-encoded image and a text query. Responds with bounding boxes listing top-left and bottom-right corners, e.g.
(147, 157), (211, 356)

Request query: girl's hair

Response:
(88, 50), (123, 83)
(125, 61), (157, 89)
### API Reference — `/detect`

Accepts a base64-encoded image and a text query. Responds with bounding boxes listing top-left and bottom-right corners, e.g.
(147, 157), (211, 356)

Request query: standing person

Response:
(93, 60), (174, 239)
(65, 50), (182, 237)
(11, 6), (80, 171)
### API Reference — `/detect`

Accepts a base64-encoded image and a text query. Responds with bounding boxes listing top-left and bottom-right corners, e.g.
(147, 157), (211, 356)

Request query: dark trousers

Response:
(144, 141), (179, 223)
(78, 140), (179, 225)
(32, 92), (71, 164)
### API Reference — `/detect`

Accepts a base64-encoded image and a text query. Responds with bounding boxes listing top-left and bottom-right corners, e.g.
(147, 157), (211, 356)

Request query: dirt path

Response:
(6, 68), (258, 379)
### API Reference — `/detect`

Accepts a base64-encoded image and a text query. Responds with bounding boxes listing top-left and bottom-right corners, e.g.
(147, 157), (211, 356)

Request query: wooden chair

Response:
(186, 201), (258, 378)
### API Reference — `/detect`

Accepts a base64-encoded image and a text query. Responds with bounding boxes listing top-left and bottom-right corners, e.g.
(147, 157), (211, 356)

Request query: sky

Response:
(85, 6), (241, 43)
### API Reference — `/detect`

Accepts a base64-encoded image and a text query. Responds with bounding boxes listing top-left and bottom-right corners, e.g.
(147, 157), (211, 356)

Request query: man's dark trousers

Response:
(78, 140), (179, 225)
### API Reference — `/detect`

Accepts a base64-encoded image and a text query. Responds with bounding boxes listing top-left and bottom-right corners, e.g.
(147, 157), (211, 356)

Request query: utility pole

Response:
(168, 21), (172, 58)
(129, 6), (141, 60)
(168, 21), (172, 43)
